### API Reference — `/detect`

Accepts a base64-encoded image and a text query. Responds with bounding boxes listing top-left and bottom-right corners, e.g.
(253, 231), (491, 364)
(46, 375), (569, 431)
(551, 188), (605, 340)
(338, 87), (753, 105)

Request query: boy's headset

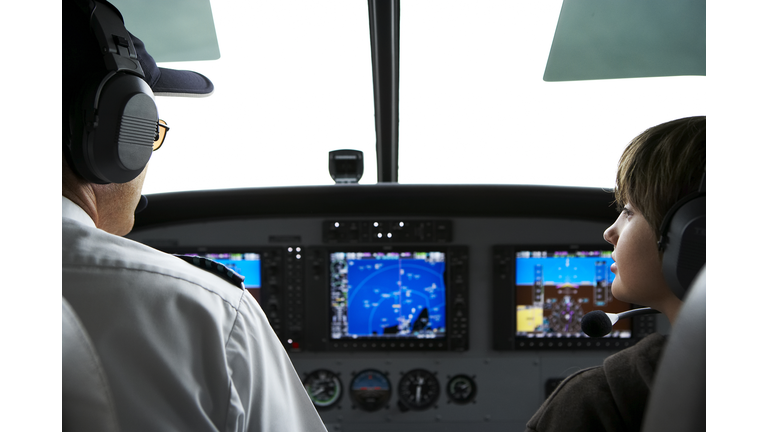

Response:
(657, 173), (706, 300)
(67, 0), (159, 184)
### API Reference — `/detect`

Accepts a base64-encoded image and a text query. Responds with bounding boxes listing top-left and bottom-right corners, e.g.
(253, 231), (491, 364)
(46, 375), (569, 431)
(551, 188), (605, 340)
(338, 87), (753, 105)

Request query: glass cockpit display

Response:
(330, 251), (447, 341)
(515, 249), (631, 338)
(177, 252), (262, 289)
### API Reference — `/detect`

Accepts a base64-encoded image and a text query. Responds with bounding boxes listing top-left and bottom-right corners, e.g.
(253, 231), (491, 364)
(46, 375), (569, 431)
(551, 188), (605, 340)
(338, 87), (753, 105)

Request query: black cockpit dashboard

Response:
(128, 184), (668, 431)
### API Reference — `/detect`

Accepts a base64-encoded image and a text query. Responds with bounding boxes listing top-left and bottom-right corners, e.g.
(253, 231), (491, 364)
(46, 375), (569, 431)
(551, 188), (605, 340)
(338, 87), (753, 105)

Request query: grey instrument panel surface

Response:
(130, 216), (668, 431)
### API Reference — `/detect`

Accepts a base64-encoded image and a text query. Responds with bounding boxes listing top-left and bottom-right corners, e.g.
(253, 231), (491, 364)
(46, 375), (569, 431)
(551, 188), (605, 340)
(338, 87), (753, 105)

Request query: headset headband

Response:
(85, 0), (145, 78)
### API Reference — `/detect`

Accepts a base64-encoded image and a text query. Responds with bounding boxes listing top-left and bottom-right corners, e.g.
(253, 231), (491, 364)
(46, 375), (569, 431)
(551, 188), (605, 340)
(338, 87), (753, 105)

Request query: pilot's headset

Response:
(657, 173), (706, 300)
(67, 0), (159, 184)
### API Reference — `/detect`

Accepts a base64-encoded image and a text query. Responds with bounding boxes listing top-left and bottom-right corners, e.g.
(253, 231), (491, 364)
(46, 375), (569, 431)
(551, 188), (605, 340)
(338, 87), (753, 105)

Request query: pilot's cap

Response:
(63, 0), (214, 98)
(130, 32), (214, 97)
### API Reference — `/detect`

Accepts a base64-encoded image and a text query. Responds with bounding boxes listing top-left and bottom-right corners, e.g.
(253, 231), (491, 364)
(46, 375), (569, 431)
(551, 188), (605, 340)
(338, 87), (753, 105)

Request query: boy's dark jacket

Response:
(525, 333), (667, 432)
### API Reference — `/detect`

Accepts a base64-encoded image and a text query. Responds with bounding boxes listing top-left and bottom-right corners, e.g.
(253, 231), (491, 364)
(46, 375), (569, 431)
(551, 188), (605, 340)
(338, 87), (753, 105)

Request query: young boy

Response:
(525, 116), (705, 432)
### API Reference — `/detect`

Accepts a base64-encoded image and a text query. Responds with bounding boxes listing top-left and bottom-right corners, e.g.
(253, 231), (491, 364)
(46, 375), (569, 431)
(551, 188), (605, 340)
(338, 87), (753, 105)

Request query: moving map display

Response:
(515, 249), (631, 338)
(330, 251), (447, 340)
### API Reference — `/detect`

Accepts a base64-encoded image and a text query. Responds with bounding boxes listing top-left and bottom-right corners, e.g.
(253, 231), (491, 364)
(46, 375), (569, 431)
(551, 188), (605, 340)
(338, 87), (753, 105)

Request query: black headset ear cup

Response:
(65, 0), (159, 185)
(659, 194), (706, 300)
(69, 72), (158, 184)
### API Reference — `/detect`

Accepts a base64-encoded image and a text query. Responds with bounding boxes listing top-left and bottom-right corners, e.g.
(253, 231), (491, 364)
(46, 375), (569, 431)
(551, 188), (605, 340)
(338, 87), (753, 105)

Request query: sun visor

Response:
(109, 0), (220, 62)
(543, 0), (705, 81)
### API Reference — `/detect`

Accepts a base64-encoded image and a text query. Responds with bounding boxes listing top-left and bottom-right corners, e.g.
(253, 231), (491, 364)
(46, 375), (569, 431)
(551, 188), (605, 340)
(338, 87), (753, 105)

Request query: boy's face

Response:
(603, 202), (671, 309)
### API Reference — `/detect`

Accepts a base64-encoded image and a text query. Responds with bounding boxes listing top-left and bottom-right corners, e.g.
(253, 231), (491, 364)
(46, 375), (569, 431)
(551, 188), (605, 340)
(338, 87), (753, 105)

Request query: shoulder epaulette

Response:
(174, 255), (245, 290)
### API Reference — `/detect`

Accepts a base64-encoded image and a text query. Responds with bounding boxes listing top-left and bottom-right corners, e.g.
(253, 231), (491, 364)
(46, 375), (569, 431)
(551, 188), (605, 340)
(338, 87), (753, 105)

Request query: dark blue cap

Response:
(130, 32), (214, 97)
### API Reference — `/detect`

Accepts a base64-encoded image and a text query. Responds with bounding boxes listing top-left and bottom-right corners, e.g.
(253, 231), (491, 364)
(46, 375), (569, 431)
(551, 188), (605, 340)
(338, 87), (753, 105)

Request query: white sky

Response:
(144, 1), (707, 194)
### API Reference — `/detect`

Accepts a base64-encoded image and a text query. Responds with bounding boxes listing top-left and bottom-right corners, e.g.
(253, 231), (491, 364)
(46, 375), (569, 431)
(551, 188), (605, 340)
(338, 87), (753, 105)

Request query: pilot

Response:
(61, 1), (326, 430)
(524, 116), (705, 432)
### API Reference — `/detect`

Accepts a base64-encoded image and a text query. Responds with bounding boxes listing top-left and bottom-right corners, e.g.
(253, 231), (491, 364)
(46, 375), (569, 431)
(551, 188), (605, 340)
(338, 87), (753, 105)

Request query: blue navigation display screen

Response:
(178, 252), (262, 289)
(330, 251), (447, 340)
(515, 249), (631, 338)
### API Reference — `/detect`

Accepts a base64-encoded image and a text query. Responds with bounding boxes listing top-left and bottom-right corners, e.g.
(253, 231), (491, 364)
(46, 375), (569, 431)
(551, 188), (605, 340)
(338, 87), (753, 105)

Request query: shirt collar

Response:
(62, 196), (97, 228)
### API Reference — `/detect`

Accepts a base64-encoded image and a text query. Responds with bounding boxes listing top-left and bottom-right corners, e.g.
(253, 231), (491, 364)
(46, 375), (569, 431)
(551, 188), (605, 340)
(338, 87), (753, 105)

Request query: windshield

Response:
(122, 1), (706, 194)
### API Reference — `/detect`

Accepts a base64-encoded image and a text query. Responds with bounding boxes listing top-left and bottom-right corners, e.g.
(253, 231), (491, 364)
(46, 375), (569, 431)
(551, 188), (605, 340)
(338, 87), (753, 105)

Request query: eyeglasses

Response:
(153, 119), (169, 151)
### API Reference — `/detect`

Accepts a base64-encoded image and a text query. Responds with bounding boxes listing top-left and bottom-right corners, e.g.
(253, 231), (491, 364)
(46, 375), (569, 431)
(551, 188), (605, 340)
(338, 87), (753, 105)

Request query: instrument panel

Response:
(128, 185), (670, 431)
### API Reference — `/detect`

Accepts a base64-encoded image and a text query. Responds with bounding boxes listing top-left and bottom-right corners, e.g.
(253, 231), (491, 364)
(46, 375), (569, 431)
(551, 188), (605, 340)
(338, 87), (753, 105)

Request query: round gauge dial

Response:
(350, 369), (391, 412)
(397, 369), (440, 411)
(303, 369), (343, 409)
(446, 374), (477, 405)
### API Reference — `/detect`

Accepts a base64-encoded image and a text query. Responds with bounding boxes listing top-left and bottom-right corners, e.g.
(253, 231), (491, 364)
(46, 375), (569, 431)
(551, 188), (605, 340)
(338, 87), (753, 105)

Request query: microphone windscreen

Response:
(581, 310), (613, 338)
(135, 195), (149, 214)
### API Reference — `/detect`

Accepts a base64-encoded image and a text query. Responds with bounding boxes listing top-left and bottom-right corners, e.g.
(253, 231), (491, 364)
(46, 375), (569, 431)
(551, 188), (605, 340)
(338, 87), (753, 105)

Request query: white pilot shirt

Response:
(62, 197), (327, 432)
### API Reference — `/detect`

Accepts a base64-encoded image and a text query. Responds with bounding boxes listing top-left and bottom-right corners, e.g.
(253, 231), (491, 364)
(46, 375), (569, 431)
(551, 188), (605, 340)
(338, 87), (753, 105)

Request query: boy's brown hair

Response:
(615, 116), (706, 237)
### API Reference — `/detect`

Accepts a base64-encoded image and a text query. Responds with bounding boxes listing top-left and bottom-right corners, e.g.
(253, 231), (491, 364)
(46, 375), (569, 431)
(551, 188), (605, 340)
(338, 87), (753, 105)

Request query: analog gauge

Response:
(350, 369), (391, 412)
(446, 374), (477, 405)
(397, 369), (440, 411)
(303, 369), (343, 409)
